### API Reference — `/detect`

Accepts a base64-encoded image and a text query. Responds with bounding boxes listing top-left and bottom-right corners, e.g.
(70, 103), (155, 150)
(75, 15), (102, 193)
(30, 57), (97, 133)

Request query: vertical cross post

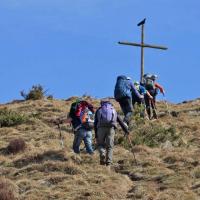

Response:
(138, 19), (146, 82)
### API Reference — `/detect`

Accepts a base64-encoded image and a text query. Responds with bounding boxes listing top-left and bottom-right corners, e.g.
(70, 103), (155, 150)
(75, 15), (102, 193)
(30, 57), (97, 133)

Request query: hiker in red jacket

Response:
(143, 74), (165, 119)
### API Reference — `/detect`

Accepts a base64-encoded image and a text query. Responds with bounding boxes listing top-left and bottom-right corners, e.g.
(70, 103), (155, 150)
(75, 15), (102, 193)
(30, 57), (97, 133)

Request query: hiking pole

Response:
(57, 124), (64, 149)
(126, 134), (138, 165)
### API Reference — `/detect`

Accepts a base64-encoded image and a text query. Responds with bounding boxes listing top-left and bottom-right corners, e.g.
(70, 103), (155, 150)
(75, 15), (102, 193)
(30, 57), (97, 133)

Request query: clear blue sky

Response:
(0, 0), (199, 103)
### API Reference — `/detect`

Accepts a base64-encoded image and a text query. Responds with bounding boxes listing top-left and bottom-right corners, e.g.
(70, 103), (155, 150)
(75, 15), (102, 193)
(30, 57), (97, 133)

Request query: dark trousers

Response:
(132, 94), (145, 118)
(144, 92), (157, 119)
(118, 97), (133, 124)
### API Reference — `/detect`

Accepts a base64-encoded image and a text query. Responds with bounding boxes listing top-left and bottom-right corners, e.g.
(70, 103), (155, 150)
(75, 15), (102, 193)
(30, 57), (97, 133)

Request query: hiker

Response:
(114, 75), (143, 125)
(55, 98), (95, 154)
(132, 81), (153, 117)
(143, 74), (165, 119)
(94, 100), (129, 166)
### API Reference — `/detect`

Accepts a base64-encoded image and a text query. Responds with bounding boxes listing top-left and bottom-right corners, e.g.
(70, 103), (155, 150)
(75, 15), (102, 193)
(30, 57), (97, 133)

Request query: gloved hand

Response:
(149, 95), (153, 100)
(140, 95), (144, 99)
(162, 91), (165, 96)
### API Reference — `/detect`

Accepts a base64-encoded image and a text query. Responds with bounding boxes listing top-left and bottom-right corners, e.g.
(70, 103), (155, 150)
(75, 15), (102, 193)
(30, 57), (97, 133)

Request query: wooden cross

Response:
(118, 18), (168, 82)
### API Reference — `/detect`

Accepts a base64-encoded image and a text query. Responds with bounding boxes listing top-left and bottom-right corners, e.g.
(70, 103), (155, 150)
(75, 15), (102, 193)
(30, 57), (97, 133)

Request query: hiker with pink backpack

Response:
(94, 99), (129, 166)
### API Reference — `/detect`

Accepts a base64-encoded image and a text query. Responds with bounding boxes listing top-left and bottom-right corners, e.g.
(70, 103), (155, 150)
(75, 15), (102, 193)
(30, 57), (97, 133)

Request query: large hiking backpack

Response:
(144, 78), (154, 91)
(70, 100), (94, 130)
(114, 76), (131, 100)
(79, 108), (94, 130)
(97, 102), (117, 127)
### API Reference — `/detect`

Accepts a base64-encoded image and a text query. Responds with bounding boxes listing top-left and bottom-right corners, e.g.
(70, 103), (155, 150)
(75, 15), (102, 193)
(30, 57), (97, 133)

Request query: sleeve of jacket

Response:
(155, 82), (164, 94)
(139, 85), (146, 95)
(117, 115), (129, 135)
(129, 82), (141, 99)
(69, 102), (76, 118)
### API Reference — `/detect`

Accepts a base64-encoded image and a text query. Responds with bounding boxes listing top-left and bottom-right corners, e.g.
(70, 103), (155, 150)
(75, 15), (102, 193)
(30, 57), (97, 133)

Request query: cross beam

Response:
(118, 42), (168, 50)
(119, 18), (168, 82)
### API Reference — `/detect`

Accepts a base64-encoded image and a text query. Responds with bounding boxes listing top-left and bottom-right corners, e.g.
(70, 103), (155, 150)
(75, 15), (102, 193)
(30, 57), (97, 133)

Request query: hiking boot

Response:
(152, 110), (158, 119)
(100, 155), (106, 165)
(100, 160), (105, 165)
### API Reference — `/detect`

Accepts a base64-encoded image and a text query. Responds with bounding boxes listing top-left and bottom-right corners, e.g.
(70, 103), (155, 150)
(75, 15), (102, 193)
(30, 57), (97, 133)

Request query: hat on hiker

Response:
(134, 81), (140, 86)
(143, 73), (152, 79)
(151, 74), (158, 80)
(126, 76), (132, 80)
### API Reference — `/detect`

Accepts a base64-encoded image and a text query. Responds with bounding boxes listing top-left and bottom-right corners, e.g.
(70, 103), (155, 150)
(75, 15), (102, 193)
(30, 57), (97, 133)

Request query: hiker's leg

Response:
(72, 129), (84, 154)
(97, 127), (107, 164)
(144, 94), (151, 119)
(122, 97), (133, 125)
(84, 130), (94, 154)
(105, 127), (115, 165)
(150, 89), (158, 119)
(119, 99), (127, 116)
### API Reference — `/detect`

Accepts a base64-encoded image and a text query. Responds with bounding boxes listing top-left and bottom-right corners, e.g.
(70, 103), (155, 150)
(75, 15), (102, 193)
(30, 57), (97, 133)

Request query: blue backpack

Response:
(97, 102), (117, 127)
(114, 76), (131, 100)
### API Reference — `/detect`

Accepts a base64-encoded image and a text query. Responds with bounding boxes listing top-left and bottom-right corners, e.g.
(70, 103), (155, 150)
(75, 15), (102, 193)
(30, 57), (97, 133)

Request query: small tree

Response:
(20, 84), (52, 100)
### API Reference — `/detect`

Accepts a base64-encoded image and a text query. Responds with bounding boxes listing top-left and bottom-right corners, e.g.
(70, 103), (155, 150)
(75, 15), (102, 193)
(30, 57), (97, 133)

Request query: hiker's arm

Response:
(94, 110), (99, 139)
(130, 82), (143, 99)
(117, 115), (129, 135)
(86, 102), (95, 113)
(155, 83), (165, 95)
(146, 90), (153, 99)
(54, 115), (72, 125)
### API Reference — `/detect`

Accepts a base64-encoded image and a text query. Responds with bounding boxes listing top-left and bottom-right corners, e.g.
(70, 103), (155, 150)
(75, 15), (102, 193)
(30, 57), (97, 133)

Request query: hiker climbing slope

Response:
(132, 81), (153, 117)
(55, 98), (95, 154)
(114, 75), (143, 125)
(143, 74), (165, 119)
(94, 100), (129, 166)
(68, 98), (95, 154)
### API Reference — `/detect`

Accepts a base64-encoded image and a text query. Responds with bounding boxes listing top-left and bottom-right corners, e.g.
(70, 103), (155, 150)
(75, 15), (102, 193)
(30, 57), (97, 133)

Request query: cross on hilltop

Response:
(118, 18), (168, 82)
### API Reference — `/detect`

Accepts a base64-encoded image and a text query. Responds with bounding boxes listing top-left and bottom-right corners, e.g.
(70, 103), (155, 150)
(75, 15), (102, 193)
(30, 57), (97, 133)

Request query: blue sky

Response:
(0, 0), (199, 103)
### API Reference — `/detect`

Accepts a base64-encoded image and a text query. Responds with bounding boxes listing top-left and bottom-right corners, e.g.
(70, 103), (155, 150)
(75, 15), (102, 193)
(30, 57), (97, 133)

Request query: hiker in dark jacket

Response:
(114, 75), (143, 125)
(56, 98), (95, 154)
(94, 100), (129, 166)
(132, 81), (153, 118)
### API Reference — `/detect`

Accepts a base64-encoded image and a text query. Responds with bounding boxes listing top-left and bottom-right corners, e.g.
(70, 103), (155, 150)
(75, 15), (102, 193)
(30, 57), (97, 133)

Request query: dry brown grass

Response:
(0, 97), (200, 199)
(0, 178), (19, 200)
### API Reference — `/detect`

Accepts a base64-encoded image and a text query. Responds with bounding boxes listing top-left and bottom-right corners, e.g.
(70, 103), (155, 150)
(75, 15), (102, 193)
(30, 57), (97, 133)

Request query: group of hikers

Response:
(55, 73), (165, 167)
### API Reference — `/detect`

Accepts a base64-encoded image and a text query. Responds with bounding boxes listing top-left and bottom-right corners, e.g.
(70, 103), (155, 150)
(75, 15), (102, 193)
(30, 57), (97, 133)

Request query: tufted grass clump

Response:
(0, 178), (18, 200)
(0, 108), (28, 127)
(7, 138), (26, 154)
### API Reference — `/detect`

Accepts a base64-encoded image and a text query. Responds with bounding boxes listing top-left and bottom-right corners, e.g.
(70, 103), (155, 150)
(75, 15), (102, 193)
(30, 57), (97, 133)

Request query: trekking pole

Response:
(126, 134), (138, 165)
(57, 124), (64, 149)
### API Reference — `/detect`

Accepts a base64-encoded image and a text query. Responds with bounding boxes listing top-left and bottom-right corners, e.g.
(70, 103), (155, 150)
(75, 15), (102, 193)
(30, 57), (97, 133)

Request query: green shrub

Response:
(0, 108), (28, 127)
(118, 121), (182, 149)
(20, 84), (52, 100)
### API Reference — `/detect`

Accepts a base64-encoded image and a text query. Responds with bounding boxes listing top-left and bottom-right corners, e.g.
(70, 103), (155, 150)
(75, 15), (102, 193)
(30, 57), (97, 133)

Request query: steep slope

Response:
(0, 97), (200, 200)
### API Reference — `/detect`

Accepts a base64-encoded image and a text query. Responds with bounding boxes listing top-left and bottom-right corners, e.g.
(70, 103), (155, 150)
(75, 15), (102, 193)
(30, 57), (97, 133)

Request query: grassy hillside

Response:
(0, 97), (200, 200)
